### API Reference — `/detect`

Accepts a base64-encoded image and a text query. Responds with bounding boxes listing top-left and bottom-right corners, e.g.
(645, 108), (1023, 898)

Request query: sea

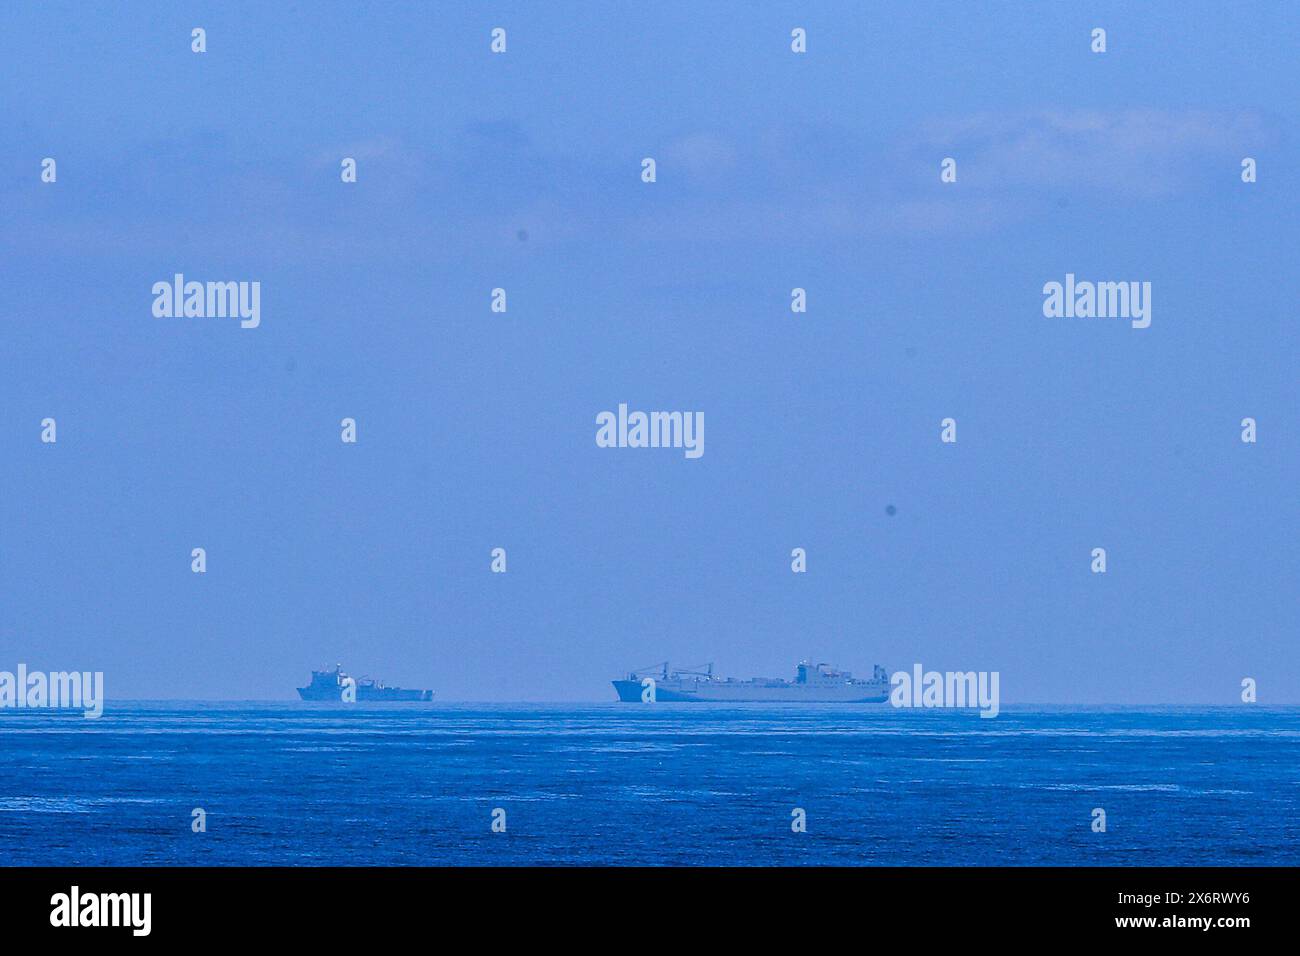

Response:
(1, 703), (1296, 866)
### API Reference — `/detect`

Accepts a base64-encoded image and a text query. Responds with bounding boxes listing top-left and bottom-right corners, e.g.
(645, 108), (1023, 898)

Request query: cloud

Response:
(911, 109), (1271, 198)
(663, 133), (739, 181)
(2, 109), (1276, 265)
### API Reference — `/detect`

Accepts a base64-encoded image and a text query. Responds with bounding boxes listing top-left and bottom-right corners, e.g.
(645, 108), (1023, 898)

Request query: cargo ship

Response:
(612, 661), (890, 703)
(296, 665), (433, 702)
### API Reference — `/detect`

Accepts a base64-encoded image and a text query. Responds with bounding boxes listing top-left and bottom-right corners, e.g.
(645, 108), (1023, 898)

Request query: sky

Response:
(1, 2), (1296, 702)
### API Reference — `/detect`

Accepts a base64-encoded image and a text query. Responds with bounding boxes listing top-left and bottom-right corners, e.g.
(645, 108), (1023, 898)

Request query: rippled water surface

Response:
(1, 703), (1296, 865)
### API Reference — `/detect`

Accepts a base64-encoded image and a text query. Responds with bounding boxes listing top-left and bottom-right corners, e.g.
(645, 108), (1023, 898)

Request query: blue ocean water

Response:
(1, 703), (1296, 866)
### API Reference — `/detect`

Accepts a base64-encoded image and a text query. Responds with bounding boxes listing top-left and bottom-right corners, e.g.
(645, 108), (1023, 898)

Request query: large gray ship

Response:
(297, 665), (433, 702)
(612, 661), (890, 703)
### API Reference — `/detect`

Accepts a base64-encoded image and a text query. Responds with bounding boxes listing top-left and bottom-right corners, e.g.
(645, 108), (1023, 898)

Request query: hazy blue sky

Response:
(2, 2), (1296, 701)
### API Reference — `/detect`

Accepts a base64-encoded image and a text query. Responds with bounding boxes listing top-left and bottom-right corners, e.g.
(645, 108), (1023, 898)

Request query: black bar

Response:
(0, 866), (1284, 941)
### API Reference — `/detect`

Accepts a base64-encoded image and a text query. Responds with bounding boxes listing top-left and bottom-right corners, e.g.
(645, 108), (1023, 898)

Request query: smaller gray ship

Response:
(613, 660), (890, 703)
(297, 665), (433, 702)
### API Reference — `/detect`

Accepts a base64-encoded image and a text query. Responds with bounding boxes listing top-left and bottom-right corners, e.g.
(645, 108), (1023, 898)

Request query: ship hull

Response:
(297, 686), (433, 702)
(612, 679), (887, 703)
